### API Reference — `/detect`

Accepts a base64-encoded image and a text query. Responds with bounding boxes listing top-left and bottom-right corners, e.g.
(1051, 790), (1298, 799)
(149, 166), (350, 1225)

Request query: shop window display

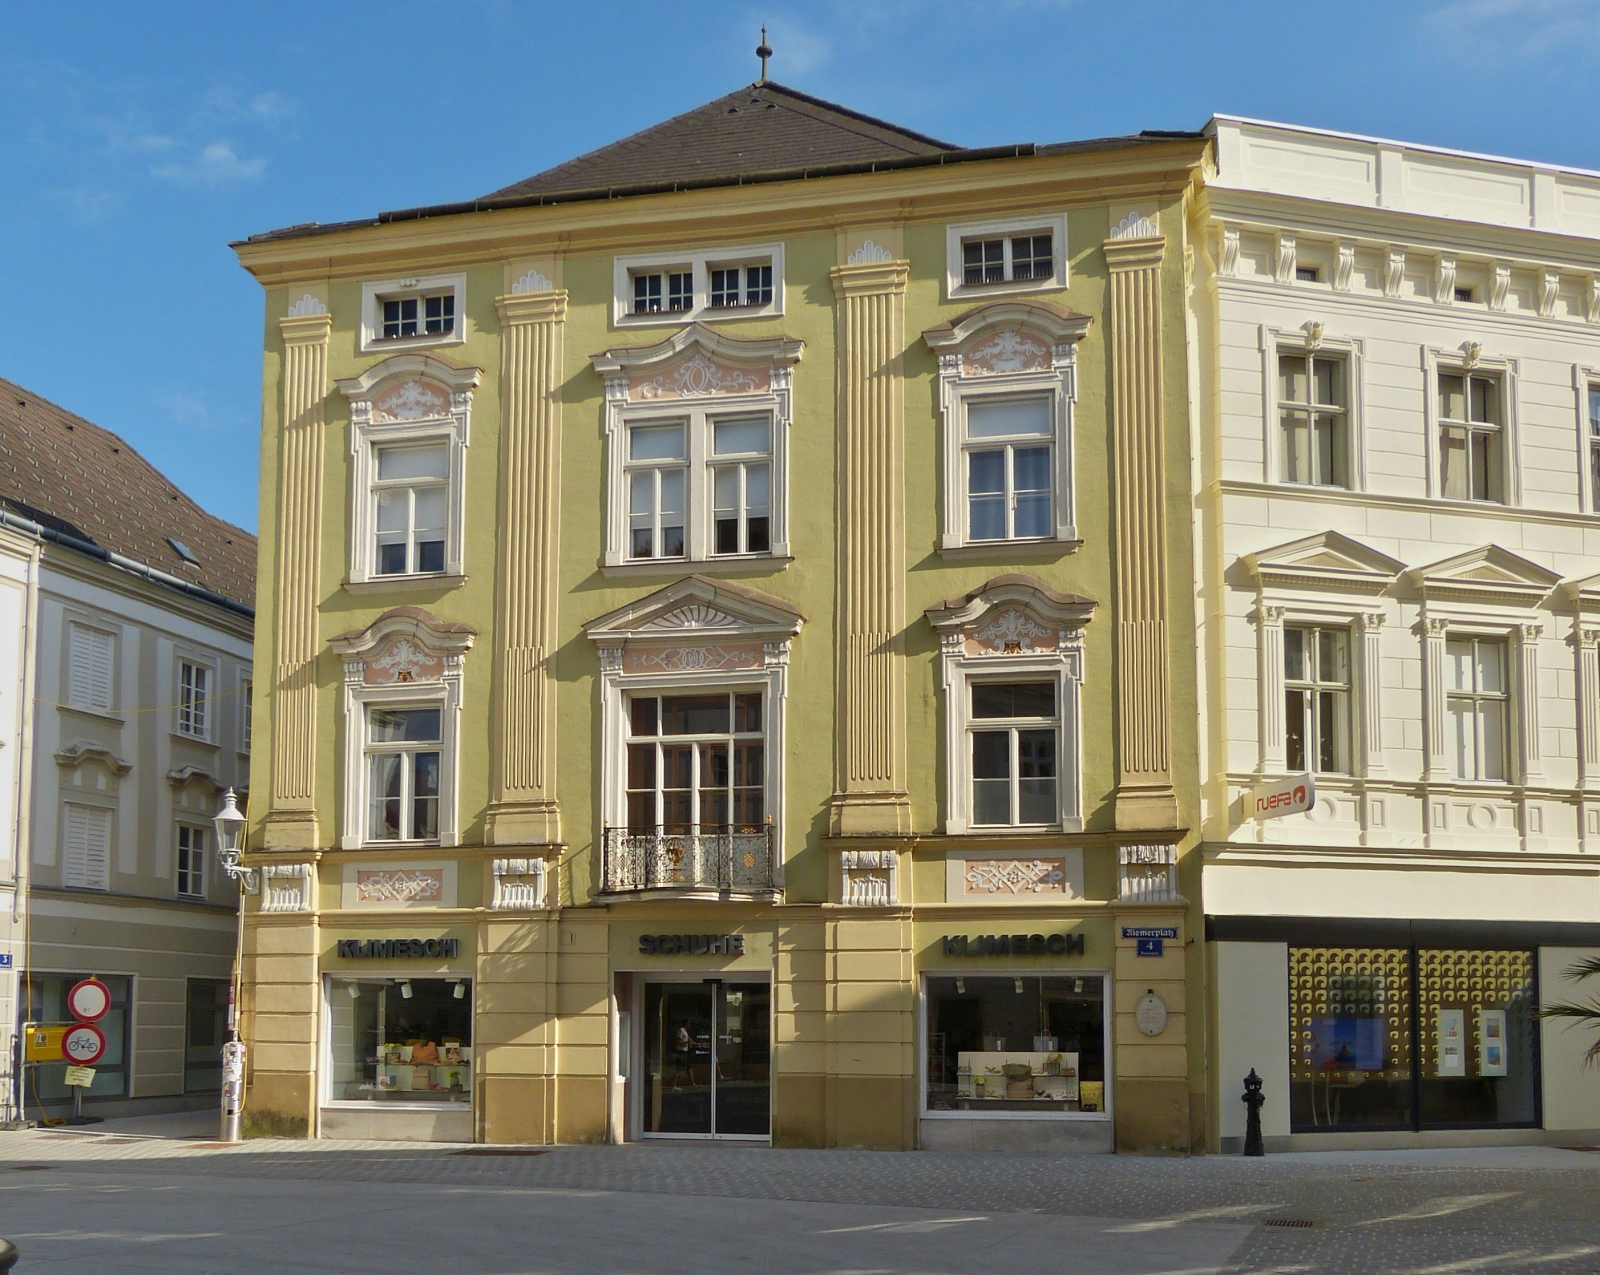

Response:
(924, 975), (1106, 1115)
(1290, 946), (1537, 1133)
(328, 978), (472, 1104)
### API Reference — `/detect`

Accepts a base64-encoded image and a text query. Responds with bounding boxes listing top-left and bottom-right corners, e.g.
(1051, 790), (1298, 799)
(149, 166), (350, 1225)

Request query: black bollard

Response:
(1242, 1068), (1265, 1157)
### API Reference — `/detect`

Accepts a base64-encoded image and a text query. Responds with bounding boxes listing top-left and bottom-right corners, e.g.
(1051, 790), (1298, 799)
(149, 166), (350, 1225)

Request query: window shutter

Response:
(62, 804), (110, 890)
(67, 626), (114, 711)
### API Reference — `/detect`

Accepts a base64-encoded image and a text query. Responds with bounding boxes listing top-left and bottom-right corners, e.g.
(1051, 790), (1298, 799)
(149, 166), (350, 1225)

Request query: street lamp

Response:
(213, 788), (256, 1143)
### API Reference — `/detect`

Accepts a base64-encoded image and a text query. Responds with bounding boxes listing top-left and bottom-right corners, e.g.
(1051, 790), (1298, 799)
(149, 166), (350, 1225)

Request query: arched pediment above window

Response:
(54, 741), (132, 777)
(329, 606), (476, 687)
(591, 323), (804, 403)
(926, 574), (1096, 657)
(922, 301), (1092, 377)
(335, 353), (482, 425)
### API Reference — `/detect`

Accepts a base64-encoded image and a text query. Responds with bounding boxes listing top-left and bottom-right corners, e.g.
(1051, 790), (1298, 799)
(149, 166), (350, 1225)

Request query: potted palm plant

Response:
(1537, 954), (1600, 1064)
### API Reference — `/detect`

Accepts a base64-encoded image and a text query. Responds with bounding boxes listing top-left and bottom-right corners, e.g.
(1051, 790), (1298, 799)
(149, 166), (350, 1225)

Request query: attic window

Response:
(614, 244), (784, 325)
(946, 214), (1068, 298)
(167, 537), (199, 566)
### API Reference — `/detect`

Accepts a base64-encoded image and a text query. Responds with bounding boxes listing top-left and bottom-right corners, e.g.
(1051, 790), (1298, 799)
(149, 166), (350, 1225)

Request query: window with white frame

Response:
(618, 409), (781, 564)
(1587, 384), (1600, 512)
(177, 824), (206, 898)
(613, 244), (784, 325)
(945, 214), (1068, 299)
(241, 679), (253, 753)
(926, 311), (1086, 551)
(66, 622), (114, 711)
(969, 681), (1059, 827)
(1438, 370), (1504, 503)
(964, 396), (1055, 542)
(1279, 351), (1349, 488)
(374, 442), (449, 575)
(337, 359), (476, 586)
(365, 706), (442, 842)
(359, 274), (466, 352)
(1447, 636), (1507, 782)
(1284, 626), (1350, 774)
(178, 661), (210, 739)
(62, 802), (111, 890)
(625, 691), (764, 832)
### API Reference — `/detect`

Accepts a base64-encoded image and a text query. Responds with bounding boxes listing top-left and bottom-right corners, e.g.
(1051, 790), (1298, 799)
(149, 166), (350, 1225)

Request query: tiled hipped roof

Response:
(0, 377), (257, 610)
(482, 82), (958, 201)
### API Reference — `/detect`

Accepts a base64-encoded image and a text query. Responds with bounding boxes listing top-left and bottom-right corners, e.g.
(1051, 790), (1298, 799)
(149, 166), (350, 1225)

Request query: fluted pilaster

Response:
(488, 289), (568, 846)
(266, 309), (332, 848)
(829, 260), (910, 835)
(1104, 233), (1177, 829)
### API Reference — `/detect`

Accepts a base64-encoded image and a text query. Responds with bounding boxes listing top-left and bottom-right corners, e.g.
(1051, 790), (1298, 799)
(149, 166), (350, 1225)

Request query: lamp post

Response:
(213, 789), (256, 1143)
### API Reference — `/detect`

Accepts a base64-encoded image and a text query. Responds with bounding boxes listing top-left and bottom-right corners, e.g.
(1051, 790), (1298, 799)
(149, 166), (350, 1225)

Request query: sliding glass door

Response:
(642, 981), (769, 1138)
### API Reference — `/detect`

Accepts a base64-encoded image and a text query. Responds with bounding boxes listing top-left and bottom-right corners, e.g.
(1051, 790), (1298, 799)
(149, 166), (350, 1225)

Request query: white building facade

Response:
(1192, 118), (1600, 1150)
(0, 526), (39, 1123)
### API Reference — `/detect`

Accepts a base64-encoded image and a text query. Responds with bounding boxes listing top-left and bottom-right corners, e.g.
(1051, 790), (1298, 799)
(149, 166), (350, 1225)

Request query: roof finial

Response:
(756, 26), (772, 84)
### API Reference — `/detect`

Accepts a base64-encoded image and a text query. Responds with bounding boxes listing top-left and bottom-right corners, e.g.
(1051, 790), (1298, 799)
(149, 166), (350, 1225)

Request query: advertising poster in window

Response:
(1307, 1015), (1385, 1070)
(1478, 1009), (1508, 1077)
(1436, 1009), (1466, 1078)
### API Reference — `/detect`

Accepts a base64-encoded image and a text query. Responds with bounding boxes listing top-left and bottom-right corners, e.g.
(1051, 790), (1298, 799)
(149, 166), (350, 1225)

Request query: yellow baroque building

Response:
(232, 80), (1208, 1151)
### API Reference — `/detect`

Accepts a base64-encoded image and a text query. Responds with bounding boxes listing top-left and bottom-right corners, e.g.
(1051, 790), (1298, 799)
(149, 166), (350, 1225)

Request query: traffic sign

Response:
(61, 1023), (105, 1066)
(67, 978), (110, 1022)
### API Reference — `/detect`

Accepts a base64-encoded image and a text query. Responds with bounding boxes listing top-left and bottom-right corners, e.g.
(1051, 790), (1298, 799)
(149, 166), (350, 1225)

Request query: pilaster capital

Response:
(1361, 611), (1385, 631)
(1519, 621), (1545, 642)
(1102, 236), (1165, 272)
(1424, 615), (1451, 636)
(1256, 603), (1287, 626)
(830, 259), (909, 298)
(496, 289), (569, 326)
(279, 311), (333, 345)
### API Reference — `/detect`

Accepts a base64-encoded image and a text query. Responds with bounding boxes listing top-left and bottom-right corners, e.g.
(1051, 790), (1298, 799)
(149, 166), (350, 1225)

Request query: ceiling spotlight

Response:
(400, 980), (414, 1000)
(452, 981), (466, 1000)
(1074, 978), (1084, 994)
(1014, 978), (1024, 995)
(955, 978), (965, 995)
(346, 983), (362, 999)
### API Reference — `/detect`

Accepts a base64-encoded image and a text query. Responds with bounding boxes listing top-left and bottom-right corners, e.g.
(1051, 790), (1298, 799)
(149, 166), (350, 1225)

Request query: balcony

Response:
(600, 825), (777, 897)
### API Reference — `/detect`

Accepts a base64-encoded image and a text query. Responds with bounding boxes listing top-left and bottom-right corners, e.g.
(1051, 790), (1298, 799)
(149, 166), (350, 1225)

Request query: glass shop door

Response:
(642, 980), (769, 1139)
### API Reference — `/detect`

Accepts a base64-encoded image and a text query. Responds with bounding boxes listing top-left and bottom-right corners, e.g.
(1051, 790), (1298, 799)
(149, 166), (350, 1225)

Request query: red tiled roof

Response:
(0, 377), (256, 610)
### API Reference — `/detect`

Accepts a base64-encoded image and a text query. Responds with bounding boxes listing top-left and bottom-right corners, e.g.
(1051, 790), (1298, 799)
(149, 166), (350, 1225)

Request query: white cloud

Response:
(155, 391), (233, 431)
(1425, 0), (1600, 57)
(150, 141), (265, 186)
(247, 91), (295, 123)
(47, 184), (120, 223)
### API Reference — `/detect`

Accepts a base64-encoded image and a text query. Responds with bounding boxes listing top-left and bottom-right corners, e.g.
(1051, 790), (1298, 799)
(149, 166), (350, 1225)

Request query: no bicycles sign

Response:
(61, 1023), (105, 1067)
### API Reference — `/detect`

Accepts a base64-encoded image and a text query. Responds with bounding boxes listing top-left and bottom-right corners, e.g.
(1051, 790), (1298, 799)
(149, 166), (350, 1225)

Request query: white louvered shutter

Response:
(67, 625), (114, 710)
(62, 804), (111, 890)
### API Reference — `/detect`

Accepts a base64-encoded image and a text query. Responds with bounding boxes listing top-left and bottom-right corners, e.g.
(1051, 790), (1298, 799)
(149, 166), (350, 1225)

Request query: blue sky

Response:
(2, 0), (1596, 534)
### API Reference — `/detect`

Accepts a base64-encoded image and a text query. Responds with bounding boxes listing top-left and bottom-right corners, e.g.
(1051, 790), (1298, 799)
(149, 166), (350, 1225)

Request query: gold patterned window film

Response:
(1290, 946), (1413, 1131)
(1417, 948), (1537, 1126)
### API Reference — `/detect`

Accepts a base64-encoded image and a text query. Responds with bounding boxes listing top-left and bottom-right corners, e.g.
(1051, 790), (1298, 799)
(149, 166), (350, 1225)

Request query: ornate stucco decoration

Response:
(356, 868), (444, 904)
(839, 847), (898, 906)
(329, 607), (476, 681)
(1119, 844), (1180, 902)
(261, 862), (315, 913)
(336, 353), (481, 429)
(963, 857), (1067, 895)
(591, 322), (803, 405)
(491, 857), (548, 909)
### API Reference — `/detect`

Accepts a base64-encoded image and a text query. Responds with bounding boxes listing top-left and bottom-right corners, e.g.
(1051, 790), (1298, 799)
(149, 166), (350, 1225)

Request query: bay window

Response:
(626, 691), (764, 832)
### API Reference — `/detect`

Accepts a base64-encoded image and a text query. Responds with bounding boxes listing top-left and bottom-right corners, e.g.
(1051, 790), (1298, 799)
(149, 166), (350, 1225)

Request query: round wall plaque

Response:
(1135, 991), (1169, 1037)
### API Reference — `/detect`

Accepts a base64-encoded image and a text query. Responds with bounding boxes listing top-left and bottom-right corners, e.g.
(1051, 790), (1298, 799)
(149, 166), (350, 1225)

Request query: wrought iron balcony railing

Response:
(600, 824), (776, 895)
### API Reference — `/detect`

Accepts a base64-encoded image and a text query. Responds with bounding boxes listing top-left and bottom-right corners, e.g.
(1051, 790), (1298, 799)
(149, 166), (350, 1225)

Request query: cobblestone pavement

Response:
(0, 1131), (1596, 1273)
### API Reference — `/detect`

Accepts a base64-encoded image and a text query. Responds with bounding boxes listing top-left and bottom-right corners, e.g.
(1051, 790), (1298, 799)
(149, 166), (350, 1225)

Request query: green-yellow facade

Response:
(234, 83), (1210, 1151)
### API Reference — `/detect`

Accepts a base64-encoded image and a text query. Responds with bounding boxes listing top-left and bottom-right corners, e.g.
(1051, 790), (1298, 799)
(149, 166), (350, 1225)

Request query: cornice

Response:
(1199, 187), (1600, 272)
(1102, 235), (1166, 271)
(1214, 478), (1600, 539)
(278, 311), (333, 343)
(234, 148), (1204, 286)
(38, 545), (254, 642)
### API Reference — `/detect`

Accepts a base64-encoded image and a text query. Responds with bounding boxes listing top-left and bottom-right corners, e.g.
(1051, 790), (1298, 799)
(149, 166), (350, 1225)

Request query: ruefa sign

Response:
(336, 938), (461, 959)
(940, 933), (1085, 957)
(1247, 773), (1315, 820)
(639, 934), (745, 955)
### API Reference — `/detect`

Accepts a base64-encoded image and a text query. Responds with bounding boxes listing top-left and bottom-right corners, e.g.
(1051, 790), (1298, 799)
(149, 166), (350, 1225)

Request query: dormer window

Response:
(614, 244), (784, 325)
